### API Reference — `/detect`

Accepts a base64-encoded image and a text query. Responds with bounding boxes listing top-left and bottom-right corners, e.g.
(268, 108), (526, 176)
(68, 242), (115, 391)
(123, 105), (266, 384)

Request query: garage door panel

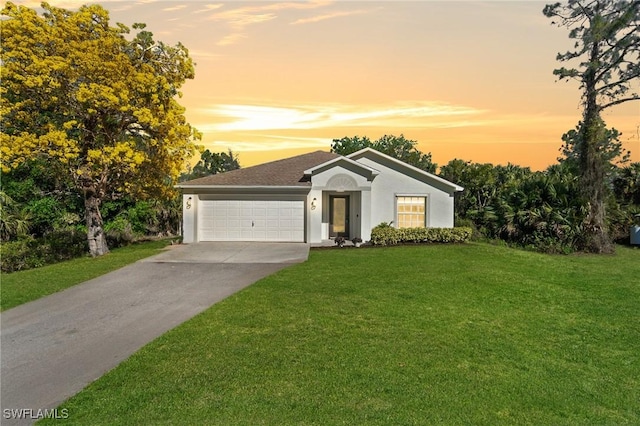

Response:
(214, 230), (228, 240)
(266, 219), (279, 227)
(199, 199), (305, 242)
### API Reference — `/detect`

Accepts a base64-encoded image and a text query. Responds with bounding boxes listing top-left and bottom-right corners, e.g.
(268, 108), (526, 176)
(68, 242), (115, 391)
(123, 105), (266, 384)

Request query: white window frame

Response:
(395, 195), (428, 228)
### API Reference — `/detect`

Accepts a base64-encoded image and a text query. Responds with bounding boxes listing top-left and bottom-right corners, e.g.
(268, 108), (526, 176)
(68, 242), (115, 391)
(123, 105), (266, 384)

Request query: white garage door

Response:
(198, 200), (305, 242)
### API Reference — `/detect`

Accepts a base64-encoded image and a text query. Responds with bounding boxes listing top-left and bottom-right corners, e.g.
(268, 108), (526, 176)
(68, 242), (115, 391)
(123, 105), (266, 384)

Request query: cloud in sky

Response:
(194, 4), (224, 14)
(112, 4), (133, 12)
(162, 4), (187, 12)
(216, 33), (248, 47)
(207, 2), (327, 28)
(207, 135), (330, 152)
(187, 48), (224, 61)
(196, 102), (489, 133)
(207, 1), (332, 45)
(196, 109), (574, 154)
(209, 11), (278, 30)
(290, 8), (378, 25)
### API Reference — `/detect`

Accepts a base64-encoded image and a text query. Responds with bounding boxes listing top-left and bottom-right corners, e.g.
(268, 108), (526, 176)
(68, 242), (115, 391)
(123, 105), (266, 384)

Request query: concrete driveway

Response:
(1, 242), (308, 425)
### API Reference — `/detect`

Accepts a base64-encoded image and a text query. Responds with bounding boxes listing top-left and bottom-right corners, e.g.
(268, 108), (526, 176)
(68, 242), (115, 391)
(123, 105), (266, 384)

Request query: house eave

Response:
(303, 156), (380, 180)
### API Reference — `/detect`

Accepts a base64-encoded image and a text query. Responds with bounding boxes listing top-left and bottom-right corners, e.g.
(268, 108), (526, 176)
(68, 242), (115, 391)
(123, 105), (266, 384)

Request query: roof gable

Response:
(347, 148), (464, 192)
(303, 156), (379, 181)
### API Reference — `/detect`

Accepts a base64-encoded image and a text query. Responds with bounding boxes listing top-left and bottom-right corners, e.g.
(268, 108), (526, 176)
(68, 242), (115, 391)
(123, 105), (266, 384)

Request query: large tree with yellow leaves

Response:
(1, 2), (200, 256)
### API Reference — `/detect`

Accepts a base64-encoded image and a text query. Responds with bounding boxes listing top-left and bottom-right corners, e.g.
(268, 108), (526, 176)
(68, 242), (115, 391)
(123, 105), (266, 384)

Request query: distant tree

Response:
(375, 134), (437, 173)
(180, 149), (240, 181)
(559, 121), (631, 172)
(331, 134), (436, 173)
(0, 3), (200, 256)
(440, 160), (500, 226)
(330, 136), (373, 156)
(544, 0), (640, 253)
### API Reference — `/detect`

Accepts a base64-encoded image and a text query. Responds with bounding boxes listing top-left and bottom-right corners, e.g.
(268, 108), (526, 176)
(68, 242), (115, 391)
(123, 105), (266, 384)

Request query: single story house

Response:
(177, 148), (463, 244)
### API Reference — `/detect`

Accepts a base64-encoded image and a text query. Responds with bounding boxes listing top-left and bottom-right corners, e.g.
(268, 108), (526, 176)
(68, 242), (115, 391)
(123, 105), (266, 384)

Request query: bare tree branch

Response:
(599, 95), (640, 110)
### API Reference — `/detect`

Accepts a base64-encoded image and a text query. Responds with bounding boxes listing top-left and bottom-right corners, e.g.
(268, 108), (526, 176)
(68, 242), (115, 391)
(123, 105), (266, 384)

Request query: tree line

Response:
(440, 158), (640, 253)
(331, 133), (640, 253)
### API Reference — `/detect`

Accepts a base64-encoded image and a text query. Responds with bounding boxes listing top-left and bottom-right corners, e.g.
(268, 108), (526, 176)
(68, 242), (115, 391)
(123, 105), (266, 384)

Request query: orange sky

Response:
(14, 1), (640, 170)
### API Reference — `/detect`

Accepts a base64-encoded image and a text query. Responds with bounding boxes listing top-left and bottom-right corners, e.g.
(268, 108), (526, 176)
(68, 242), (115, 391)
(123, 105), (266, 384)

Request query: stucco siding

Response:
(355, 157), (455, 229)
(182, 194), (197, 243)
(308, 189), (323, 243)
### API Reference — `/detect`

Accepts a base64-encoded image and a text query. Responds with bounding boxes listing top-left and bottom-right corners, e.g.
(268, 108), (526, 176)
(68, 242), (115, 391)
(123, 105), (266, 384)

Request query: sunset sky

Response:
(13, 1), (640, 170)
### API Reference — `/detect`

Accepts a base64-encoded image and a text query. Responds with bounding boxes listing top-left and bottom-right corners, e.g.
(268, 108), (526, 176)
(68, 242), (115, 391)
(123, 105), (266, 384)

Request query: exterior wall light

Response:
(186, 196), (192, 210)
(311, 198), (317, 210)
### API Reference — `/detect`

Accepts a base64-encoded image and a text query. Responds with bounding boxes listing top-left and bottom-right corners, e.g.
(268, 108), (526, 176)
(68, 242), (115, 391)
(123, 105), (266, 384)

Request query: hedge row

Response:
(370, 224), (473, 246)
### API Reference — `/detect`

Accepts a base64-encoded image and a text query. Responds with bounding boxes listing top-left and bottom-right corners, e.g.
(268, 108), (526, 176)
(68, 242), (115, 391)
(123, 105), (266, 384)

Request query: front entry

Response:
(329, 195), (349, 238)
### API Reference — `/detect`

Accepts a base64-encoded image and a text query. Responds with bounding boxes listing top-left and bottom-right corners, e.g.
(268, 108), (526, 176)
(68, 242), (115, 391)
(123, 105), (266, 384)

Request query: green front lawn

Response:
(44, 243), (639, 425)
(1, 239), (172, 311)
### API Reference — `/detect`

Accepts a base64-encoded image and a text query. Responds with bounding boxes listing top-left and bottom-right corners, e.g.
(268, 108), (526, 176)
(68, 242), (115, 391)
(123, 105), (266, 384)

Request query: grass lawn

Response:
(1, 239), (172, 311)
(42, 243), (639, 425)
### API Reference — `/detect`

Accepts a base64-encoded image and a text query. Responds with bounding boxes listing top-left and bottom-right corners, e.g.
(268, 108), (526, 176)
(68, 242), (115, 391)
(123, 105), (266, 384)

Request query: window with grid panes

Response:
(396, 196), (426, 228)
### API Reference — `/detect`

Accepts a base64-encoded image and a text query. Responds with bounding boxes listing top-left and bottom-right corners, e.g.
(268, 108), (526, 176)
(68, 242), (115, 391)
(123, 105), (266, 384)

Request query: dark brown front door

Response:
(329, 195), (349, 238)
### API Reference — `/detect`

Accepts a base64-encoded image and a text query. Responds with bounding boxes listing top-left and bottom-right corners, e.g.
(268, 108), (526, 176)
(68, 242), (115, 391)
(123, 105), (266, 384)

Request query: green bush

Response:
(43, 229), (88, 260)
(608, 203), (640, 245)
(0, 237), (45, 272)
(127, 201), (158, 235)
(104, 216), (136, 248)
(370, 224), (472, 246)
(54, 212), (82, 230)
(454, 217), (484, 240)
(102, 199), (179, 239)
(25, 196), (64, 236)
(1, 230), (88, 273)
(370, 222), (400, 245)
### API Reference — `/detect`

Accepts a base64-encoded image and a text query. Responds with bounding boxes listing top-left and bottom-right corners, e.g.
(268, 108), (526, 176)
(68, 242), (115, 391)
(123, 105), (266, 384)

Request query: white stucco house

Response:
(177, 148), (463, 244)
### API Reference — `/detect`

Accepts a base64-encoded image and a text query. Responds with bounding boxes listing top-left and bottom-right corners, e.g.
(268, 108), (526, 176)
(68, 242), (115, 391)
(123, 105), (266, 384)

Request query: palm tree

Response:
(0, 191), (31, 241)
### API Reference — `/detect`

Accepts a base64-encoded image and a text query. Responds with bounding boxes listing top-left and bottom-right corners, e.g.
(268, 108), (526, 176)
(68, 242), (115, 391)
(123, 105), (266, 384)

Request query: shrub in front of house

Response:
(369, 222), (400, 245)
(370, 224), (472, 246)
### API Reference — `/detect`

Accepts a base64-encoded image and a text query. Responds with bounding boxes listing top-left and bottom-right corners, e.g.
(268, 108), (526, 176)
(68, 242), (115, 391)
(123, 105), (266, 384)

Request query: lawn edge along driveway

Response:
(0, 243), (308, 426)
(0, 239), (173, 312)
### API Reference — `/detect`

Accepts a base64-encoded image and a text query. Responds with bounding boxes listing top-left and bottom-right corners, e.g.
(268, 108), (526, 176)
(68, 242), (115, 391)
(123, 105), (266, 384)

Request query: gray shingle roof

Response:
(179, 150), (340, 187)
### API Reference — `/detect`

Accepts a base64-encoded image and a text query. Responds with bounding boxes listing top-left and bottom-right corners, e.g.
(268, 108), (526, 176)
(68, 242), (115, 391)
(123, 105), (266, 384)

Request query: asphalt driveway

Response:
(0, 242), (308, 425)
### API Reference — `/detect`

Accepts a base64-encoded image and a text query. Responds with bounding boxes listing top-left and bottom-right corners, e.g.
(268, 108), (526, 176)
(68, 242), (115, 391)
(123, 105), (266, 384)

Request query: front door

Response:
(329, 195), (349, 238)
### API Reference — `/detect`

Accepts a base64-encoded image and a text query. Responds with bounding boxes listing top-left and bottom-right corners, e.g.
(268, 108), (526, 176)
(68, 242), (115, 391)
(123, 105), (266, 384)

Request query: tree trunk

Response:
(85, 189), (109, 257)
(580, 118), (613, 253)
(579, 41), (614, 254)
